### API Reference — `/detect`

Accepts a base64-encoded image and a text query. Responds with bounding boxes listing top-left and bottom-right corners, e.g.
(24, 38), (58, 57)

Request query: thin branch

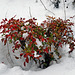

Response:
(49, 0), (55, 6)
(50, 0), (55, 4)
(40, 0), (47, 10)
(63, 0), (66, 20)
(5, 10), (8, 18)
(29, 7), (32, 18)
(40, 0), (55, 15)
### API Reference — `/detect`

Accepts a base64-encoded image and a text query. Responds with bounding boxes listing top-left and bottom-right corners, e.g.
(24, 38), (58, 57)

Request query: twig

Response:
(50, 0), (55, 4)
(40, 0), (55, 15)
(29, 7), (32, 18)
(63, 0), (66, 20)
(5, 10), (8, 18)
(40, 0), (47, 10)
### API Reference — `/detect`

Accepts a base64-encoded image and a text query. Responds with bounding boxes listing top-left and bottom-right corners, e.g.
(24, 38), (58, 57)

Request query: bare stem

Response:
(29, 7), (32, 18)
(63, 0), (66, 20)
(40, 0), (55, 15)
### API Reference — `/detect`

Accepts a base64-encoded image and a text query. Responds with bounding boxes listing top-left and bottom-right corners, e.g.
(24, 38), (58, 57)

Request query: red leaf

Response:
(24, 62), (26, 66)
(11, 28), (16, 31)
(47, 38), (49, 40)
(36, 57), (39, 59)
(20, 53), (23, 56)
(12, 34), (15, 37)
(1, 21), (3, 24)
(10, 36), (12, 40)
(41, 38), (44, 42)
(6, 35), (11, 38)
(29, 42), (33, 46)
(1, 38), (4, 42)
(4, 39), (7, 45)
(41, 23), (44, 27)
(13, 15), (16, 18)
(14, 55), (19, 59)
(2, 62), (4, 63)
(44, 47), (48, 53)
(16, 41), (19, 44)
(52, 40), (56, 43)
(70, 17), (73, 18)
(70, 30), (73, 32)
(26, 57), (29, 63)
(0, 26), (2, 29)
(30, 54), (34, 57)
(20, 37), (24, 40)
(31, 47), (34, 50)
(5, 18), (7, 21)
(24, 54), (27, 58)
(44, 39), (47, 42)
(10, 25), (13, 28)
(23, 18), (25, 20)
(29, 25), (32, 29)
(2, 19), (5, 22)
(37, 50), (41, 54)
(15, 32), (18, 34)
(39, 55), (42, 57)
(39, 35), (42, 39)
(74, 39), (75, 42)
(59, 42), (62, 47)
(32, 38), (36, 42)
(12, 49), (15, 53)
(69, 48), (74, 53)
(33, 17), (37, 20)
(6, 30), (10, 33)
(2, 29), (5, 33)
(31, 50), (34, 53)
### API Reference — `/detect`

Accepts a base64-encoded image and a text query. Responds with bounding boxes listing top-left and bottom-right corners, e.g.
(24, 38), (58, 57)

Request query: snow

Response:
(0, 0), (75, 75)
(1, 57), (75, 75)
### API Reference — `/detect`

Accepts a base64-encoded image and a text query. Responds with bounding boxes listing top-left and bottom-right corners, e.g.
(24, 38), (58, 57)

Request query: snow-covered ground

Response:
(0, 0), (75, 75)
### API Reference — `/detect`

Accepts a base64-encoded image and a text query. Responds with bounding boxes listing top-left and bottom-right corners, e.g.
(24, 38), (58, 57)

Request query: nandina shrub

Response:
(0, 16), (75, 69)
(0, 17), (47, 67)
(41, 16), (75, 57)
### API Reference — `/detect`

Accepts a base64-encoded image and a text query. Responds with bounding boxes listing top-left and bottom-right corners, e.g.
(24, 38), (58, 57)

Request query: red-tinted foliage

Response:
(0, 16), (75, 67)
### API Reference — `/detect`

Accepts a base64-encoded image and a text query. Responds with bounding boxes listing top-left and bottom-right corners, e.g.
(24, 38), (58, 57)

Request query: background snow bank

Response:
(0, 0), (75, 75)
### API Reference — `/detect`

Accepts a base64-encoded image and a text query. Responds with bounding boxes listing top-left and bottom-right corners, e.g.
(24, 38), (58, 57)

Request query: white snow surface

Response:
(0, 0), (75, 75)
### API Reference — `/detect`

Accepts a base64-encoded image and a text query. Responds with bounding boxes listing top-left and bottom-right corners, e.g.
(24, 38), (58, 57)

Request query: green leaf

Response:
(9, 39), (12, 43)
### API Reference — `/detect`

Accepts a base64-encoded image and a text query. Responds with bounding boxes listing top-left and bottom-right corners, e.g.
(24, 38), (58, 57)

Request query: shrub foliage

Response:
(0, 16), (75, 68)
